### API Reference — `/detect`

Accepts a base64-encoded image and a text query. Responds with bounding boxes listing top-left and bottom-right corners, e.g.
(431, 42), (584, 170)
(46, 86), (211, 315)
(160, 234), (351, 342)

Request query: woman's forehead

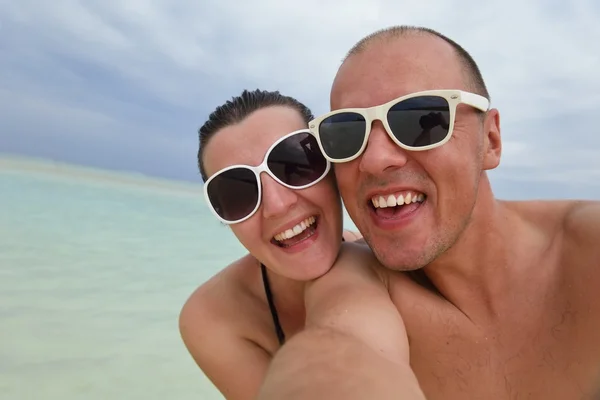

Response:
(203, 106), (306, 176)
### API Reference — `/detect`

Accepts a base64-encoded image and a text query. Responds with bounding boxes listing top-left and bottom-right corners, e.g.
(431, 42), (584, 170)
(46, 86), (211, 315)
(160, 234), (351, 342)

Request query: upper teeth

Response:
(371, 192), (425, 208)
(274, 216), (316, 241)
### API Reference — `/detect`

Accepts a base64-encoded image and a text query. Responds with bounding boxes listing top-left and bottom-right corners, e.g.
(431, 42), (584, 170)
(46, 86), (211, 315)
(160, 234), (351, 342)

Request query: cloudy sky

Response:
(1, 0), (599, 199)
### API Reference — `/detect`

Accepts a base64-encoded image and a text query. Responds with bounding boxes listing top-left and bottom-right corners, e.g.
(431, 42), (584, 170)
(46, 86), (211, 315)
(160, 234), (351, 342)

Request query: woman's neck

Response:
(259, 261), (307, 332)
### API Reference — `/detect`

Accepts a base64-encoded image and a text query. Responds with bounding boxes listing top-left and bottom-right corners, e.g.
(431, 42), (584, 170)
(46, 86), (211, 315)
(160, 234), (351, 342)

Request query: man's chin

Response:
(362, 234), (426, 270)
(372, 248), (428, 272)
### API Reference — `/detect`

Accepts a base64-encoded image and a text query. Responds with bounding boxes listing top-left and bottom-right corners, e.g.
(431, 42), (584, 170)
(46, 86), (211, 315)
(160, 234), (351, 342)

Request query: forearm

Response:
(256, 328), (425, 400)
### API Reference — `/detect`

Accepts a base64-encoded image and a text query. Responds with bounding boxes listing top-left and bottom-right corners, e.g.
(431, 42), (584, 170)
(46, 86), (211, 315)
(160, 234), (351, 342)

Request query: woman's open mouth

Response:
(271, 216), (319, 248)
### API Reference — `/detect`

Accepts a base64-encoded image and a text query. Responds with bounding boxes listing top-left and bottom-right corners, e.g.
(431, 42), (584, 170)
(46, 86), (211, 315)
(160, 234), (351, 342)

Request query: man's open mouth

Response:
(370, 191), (427, 219)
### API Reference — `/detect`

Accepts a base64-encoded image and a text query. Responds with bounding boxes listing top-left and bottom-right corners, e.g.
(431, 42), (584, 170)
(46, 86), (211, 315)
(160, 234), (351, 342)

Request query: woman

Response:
(178, 89), (412, 400)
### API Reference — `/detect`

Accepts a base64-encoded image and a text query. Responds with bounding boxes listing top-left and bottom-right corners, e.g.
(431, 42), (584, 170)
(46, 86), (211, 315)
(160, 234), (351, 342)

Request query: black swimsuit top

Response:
(261, 236), (346, 346)
(260, 263), (286, 345)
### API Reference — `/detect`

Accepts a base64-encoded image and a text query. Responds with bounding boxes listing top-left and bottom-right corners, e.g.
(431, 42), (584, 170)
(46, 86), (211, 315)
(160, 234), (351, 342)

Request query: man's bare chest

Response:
(405, 309), (600, 400)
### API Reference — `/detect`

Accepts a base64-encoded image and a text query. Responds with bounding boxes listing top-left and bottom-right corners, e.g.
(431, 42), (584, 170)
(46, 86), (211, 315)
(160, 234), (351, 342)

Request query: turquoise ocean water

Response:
(0, 157), (250, 400)
(0, 156), (357, 400)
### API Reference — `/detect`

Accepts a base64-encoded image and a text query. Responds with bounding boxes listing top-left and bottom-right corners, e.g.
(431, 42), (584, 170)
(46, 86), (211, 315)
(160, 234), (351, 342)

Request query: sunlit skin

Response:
(322, 33), (600, 399)
(180, 33), (600, 400)
(331, 34), (500, 272)
(181, 105), (383, 400)
(203, 106), (343, 281)
(182, 104), (428, 400)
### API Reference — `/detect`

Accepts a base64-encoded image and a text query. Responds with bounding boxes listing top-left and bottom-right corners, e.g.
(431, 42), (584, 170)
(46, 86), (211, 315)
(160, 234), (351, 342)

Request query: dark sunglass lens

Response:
(387, 96), (450, 147)
(267, 132), (328, 187)
(206, 168), (258, 221)
(318, 112), (366, 159)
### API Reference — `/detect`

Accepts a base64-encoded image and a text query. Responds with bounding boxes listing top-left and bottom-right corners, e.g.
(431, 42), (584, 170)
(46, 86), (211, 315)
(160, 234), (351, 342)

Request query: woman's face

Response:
(203, 106), (343, 281)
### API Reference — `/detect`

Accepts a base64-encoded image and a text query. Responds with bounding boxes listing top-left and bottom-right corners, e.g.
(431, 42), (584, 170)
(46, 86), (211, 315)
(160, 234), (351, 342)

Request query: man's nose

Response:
(260, 173), (298, 219)
(358, 120), (409, 175)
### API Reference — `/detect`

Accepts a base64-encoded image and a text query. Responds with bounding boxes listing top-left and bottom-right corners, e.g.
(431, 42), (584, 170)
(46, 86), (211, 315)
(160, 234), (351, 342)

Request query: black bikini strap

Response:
(260, 263), (286, 345)
(261, 235), (344, 346)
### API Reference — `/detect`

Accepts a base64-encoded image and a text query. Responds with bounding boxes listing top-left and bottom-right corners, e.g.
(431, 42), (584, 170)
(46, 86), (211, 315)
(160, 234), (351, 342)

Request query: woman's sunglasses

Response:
(203, 129), (331, 225)
(308, 89), (490, 162)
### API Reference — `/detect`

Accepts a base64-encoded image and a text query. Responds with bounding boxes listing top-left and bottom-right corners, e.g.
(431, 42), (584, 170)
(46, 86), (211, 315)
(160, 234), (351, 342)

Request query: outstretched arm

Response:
(257, 326), (425, 400)
(257, 244), (425, 399)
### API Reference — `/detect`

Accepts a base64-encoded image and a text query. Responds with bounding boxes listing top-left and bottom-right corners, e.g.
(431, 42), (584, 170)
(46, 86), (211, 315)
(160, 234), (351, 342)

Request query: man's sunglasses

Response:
(203, 129), (331, 225)
(308, 89), (490, 162)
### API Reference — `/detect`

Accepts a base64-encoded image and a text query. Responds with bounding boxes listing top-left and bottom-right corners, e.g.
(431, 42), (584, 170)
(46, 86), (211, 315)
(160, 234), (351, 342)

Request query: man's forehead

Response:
(330, 35), (463, 109)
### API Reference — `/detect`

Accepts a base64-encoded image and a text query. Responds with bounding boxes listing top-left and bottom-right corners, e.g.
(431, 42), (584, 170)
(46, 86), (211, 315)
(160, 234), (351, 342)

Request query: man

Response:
(258, 26), (600, 399)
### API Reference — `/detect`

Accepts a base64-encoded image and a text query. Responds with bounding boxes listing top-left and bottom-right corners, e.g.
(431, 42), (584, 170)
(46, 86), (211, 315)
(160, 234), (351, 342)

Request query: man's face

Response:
(330, 35), (501, 271)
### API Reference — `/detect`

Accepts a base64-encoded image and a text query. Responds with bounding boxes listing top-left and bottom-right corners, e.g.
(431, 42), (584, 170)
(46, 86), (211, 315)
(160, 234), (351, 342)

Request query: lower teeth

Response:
(279, 229), (315, 248)
(275, 224), (317, 248)
(374, 198), (425, 217)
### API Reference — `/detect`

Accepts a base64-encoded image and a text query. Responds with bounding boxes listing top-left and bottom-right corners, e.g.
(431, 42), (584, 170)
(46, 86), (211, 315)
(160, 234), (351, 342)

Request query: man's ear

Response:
(482, 109), (501, 170)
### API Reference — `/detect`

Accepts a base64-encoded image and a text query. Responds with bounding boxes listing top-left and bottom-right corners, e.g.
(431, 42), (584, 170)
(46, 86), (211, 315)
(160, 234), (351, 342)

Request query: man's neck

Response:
(422, 179), (533, 324)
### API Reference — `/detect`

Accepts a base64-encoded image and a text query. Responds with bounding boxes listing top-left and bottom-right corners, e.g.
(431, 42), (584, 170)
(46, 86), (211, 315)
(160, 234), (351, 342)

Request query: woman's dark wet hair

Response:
(197, 89), (314, 181)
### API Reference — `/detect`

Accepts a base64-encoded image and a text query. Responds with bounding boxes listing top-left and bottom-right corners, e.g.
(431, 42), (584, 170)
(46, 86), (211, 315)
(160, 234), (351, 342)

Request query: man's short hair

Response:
(343, 25), (490, 100)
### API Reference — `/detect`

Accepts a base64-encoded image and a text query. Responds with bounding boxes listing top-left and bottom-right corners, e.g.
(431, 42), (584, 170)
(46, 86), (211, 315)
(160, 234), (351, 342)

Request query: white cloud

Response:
(0, 0), (599, 195)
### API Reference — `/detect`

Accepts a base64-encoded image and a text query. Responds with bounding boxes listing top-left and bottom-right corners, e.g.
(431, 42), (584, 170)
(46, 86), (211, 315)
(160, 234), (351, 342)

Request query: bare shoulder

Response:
(179, 254), (258, 329)
(511, 199), (600, 289)
(179, 254), (259, 354)
(561, 200), (600, 243)
(178, 254), (275, 399)
(304, 242), (410, 364)
(503, 199), (574, 228)
(504, 199), (600, 257)
(560, 201), (600, 283)
(304, 242), (391, 316)
(324, 242), (382, 282)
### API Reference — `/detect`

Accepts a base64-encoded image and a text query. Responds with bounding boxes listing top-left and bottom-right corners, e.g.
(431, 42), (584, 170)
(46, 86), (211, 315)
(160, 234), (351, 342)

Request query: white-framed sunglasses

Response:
(203, 129), (331, 225)
(308, 89), (490, 163)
